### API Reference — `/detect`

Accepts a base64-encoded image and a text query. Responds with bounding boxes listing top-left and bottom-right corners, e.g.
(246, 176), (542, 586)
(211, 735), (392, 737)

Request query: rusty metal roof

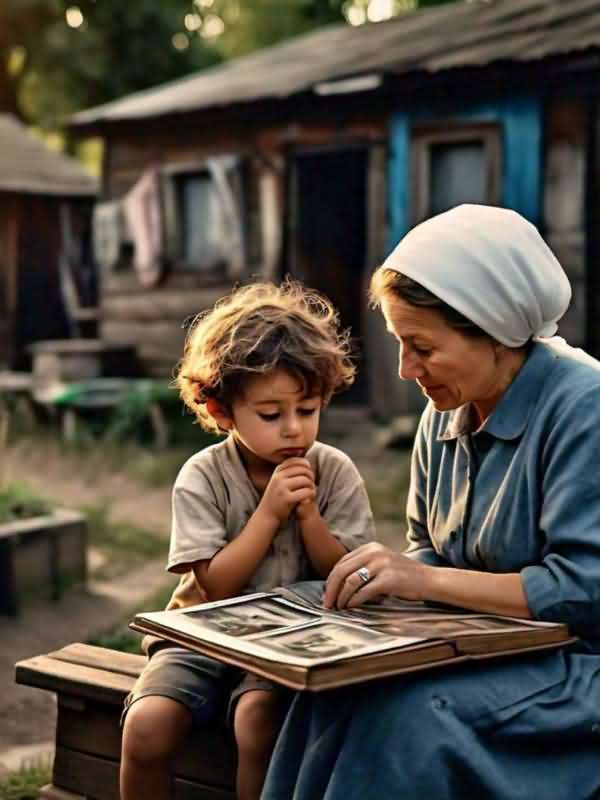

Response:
(0, 114), (97, 196)
(71, 0), (600, 127)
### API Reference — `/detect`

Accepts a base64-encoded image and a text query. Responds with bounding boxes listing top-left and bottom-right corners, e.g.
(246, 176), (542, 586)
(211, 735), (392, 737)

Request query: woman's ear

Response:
(206, 398), (234, 431)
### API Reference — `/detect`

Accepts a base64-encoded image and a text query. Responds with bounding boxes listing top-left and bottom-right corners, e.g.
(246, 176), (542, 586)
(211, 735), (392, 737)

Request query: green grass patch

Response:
(0, 483), (51, 524)
(83, 503), (167, 579)
(87, 581), (177, 654)
(0, 757), (52, 800)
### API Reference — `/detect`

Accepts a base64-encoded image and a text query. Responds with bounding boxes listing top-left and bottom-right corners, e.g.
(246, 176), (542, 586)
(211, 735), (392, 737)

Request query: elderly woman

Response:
(262, 205), (600, 800)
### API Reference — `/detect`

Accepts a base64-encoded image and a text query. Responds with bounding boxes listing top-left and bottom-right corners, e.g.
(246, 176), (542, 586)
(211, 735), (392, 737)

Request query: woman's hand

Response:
(323, 542), (429, 609)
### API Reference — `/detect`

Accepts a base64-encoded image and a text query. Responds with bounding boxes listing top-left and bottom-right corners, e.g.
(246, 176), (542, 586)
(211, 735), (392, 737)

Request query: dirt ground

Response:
(0, 420), (406, 773)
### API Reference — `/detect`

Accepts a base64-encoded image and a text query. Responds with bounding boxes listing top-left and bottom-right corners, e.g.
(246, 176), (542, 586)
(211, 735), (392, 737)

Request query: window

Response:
(411, 124), (501, 224)
(176, 171), (229, 269)
(162, 155), (245, 278)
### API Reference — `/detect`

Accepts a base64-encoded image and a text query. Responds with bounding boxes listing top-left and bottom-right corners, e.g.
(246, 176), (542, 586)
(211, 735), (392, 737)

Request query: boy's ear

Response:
(206, 398), (234, 431)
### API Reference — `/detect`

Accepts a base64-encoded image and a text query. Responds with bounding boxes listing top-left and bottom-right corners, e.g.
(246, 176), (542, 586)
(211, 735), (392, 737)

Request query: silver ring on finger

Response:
(356, 566), (371, 585)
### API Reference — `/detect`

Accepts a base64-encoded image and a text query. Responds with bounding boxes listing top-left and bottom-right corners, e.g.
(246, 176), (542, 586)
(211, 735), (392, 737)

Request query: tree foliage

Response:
(1, 0), (221, 127)
(1, 0), (459, 128)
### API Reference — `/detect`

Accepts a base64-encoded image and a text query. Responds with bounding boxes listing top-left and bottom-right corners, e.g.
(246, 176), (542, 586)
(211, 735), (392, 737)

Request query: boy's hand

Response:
(295, 497), (319, 523)
(259, 457), (316, 526)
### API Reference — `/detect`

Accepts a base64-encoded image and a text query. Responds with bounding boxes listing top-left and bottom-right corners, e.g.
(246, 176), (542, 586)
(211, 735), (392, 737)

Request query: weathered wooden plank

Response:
(56, 701), (237, 787)
(52, 746), (235, 800)
(102, 319), (186, 352)
(102, 287), (225, 323)
(39, 784), (85, 799)
(47, 642), (145, 677)
(15, 655), (135, 704)
(102, 270), (230, 295)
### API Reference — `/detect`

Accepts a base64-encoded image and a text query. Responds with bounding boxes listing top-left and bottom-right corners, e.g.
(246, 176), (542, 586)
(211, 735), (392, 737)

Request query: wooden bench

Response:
(15, 643), (236, 800)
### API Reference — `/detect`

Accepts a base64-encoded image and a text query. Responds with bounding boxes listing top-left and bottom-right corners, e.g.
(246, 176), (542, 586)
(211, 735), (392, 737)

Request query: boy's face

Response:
(221, 369), (322, 467)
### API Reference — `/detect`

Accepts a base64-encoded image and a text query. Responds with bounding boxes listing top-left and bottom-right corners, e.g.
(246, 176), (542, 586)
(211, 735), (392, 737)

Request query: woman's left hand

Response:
(323, 542), (429, 609)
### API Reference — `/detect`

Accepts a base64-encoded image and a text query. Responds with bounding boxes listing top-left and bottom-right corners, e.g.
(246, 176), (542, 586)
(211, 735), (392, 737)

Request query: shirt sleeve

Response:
(521, 383), (600, 636)
(167, 458), (227, 573)
(319, 452), (375, 551)
(405, 405), (448, 567)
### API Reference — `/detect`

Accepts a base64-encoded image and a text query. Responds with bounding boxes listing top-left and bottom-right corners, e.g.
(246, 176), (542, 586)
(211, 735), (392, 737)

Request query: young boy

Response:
(120, 280), (375, 800)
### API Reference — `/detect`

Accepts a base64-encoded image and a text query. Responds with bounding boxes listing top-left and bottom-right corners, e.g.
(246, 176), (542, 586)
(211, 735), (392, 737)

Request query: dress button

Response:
(431, 696), (447, 710)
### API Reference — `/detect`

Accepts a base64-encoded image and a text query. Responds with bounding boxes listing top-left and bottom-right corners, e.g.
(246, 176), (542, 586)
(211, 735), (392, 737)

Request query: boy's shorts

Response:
(121, 642), (291, 729)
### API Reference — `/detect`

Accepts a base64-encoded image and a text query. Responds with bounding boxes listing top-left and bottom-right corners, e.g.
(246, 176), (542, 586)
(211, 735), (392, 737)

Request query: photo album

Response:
(130, 581), (575, 691)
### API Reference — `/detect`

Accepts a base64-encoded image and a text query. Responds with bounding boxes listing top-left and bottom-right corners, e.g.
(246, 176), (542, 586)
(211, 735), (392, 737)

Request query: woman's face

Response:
(381, 294), (508, 421)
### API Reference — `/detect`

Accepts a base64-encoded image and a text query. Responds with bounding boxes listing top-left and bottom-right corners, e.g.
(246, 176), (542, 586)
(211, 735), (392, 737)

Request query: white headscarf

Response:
(381, 204), (597, 367)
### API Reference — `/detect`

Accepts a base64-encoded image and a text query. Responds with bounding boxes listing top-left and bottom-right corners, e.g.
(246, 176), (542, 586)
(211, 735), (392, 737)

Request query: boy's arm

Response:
(296, 501), (348, 578)
(193, 506), (280, 600)
(297, 452), (376, 578)
(194, 458), (316, 600)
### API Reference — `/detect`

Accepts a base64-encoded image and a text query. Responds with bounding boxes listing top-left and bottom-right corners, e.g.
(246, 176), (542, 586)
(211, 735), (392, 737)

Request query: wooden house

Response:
(0, 114), (98, 369)
(70, 0), (600, 417)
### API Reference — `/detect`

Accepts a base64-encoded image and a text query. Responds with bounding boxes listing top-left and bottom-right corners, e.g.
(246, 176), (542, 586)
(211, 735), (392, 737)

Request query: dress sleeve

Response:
(167, 460), (227, 573)
(521, 384), (600, 635)
(320, 454), (376, 552)
(404, 405), (448, 567)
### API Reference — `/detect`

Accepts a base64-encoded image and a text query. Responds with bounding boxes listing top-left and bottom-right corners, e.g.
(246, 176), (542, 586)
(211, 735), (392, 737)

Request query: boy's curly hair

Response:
(176, 280), (355, 434)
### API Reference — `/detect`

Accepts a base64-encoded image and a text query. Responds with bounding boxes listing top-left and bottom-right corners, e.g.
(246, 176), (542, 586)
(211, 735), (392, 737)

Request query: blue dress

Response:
(262, 343), (600, 800)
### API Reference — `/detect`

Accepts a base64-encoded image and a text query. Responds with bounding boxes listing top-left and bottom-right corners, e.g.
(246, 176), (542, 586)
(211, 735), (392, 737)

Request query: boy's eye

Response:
(258, 412), (279, 421)
(414, 345), (432, 356)
(298, 408), (317, 416)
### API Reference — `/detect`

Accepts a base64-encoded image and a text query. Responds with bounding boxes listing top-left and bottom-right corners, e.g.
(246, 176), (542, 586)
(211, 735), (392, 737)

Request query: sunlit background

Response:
(1, 0), (455, 172)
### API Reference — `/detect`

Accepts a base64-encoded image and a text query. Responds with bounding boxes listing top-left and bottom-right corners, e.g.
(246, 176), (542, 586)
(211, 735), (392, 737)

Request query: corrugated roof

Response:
(71, 0), (600, 127)
(0, 114), (97, 196)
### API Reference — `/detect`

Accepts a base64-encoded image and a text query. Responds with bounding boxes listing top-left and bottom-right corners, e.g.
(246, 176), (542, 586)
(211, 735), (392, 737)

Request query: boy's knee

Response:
(122, 696), (192, 764)
(235, 691), (282, 755)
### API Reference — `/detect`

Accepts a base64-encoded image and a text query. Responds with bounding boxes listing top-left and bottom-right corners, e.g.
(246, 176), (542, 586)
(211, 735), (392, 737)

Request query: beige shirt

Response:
(164, 436), (375, 610)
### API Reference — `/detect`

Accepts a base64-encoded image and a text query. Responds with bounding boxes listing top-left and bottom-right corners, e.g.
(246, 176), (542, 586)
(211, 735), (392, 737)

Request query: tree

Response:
(0, 0), (460, 128)
(0, 0), (221, 127)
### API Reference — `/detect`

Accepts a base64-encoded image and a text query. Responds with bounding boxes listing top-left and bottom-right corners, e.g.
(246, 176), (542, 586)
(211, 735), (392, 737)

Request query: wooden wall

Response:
(0, 194), (18, 366)
(99, 111), (387, 381)
(543, 100), (587, 348)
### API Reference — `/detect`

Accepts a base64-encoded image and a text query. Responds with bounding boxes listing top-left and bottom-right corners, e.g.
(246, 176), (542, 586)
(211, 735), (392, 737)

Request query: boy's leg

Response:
(121, 694), (192, 800)
(120, 645), (237, 800)
(234, 688), (290, 800)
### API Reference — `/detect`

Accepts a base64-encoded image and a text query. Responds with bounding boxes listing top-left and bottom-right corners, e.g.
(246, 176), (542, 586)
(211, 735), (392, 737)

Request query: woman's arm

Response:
(323, 542), (531, 616)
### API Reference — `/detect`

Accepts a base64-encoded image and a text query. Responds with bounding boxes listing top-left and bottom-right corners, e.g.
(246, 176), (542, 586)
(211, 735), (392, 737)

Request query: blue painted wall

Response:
(387, 95), (542, 252)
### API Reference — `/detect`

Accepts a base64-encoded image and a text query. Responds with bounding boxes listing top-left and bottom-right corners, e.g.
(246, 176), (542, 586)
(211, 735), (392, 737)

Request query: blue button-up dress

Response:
(262, 342), (600, 800)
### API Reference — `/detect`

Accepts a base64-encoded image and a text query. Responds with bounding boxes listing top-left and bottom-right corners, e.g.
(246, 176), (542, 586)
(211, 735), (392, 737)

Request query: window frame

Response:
(410, 122), (502, 225)
(161, 156), (245, 281)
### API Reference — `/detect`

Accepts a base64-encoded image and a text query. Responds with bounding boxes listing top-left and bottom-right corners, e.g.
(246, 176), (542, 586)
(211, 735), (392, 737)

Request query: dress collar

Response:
(437, 342), (557, 442)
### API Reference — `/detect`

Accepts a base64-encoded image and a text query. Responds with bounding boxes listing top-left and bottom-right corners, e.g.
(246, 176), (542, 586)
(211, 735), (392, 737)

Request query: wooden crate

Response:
(15, 643), (237, 800)
(0, 510), (87, 616)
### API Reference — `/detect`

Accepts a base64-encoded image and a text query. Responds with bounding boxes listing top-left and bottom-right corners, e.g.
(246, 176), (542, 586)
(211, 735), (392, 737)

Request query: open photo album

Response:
(130, 581), (576, 691)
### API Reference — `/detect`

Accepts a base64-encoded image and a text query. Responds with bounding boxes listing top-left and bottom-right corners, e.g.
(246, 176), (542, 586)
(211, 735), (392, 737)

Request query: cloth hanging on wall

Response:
(122, 167), (163, 288)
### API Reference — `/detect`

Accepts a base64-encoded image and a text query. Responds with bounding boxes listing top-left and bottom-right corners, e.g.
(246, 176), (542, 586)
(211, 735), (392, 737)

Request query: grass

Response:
(87, 581), (177, 654)
(83, 503), (167, 580)
(0, 483), (51, 524)
(0, 757), (52, 800)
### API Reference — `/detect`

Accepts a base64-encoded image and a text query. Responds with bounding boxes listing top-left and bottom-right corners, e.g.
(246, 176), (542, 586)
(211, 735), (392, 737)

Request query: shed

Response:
(0, 114), (98, 369)
(70, 0), (600, 417)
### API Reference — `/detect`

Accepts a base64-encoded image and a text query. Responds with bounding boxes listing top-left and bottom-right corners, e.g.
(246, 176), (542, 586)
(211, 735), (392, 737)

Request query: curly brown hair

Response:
(176, 280), (355, 433)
